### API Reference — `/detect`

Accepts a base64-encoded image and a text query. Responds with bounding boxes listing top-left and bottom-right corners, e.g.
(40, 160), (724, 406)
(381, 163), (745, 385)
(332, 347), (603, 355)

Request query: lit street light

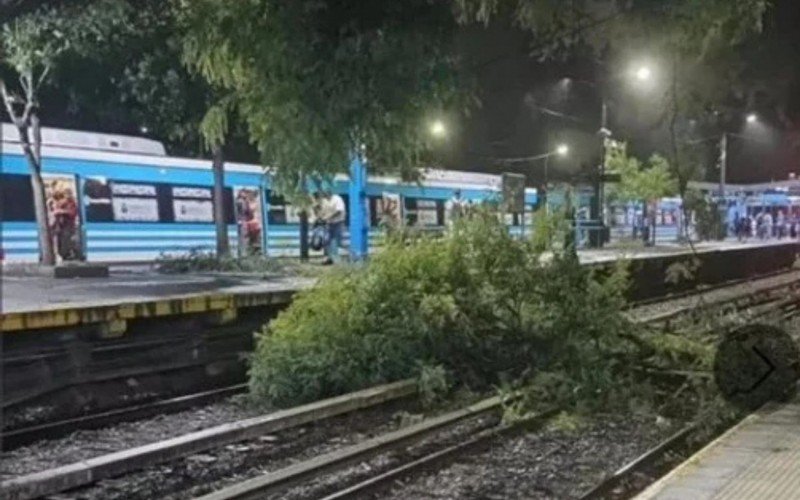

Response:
(556, 144), (569, 156)
(635, 66), (652, 82)
(430, 120), (446, 138)
(746, 113), (758, 124)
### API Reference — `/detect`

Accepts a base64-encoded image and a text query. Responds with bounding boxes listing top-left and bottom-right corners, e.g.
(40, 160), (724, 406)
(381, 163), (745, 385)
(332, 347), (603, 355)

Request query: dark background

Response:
(3, 0), (800, 186)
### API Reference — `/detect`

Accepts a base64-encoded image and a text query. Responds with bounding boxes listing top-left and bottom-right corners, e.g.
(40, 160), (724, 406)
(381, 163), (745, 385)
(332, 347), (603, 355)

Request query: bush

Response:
(249, 208), (638, 408)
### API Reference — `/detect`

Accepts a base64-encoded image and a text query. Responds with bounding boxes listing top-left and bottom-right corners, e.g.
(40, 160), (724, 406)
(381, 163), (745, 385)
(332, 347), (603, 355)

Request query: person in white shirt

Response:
(445, 189), (466, 227)
(322, 191), (346, 264)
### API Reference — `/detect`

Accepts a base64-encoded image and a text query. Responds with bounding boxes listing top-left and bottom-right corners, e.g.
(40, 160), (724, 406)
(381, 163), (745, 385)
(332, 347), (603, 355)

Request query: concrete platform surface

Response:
(1, 272), (315, 315)
(575, 238), (799, 264)
(636, 398), (800, 499)
(1, 238), (794, 316)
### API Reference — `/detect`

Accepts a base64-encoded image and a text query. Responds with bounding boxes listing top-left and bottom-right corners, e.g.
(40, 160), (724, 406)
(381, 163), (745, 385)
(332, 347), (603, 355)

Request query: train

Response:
(0, 124), (539, 262)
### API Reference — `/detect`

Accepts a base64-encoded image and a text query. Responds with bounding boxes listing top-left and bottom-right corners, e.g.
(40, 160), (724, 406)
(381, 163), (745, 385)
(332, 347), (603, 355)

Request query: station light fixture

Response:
(635, 66), (652, 82)
(430, 120), (446, 138)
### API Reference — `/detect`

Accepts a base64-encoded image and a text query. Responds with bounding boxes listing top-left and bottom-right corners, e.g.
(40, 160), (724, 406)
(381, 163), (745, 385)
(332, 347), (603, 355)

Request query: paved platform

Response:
(576, 238), (799, 265)
(1, 239), (795, 332)
(0, 271), (315, 332)
(637, 398), (800, 499)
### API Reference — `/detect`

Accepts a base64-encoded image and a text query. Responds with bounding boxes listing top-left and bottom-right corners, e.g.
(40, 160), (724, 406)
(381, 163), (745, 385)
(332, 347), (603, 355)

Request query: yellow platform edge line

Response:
(0, 290), (296, 333)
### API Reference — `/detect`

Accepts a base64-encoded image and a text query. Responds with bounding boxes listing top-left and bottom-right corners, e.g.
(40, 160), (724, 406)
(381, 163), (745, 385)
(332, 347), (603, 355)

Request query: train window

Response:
(0, 173), (36, 221)
(404, 198), (442, 227)
(83, 180), (235, 224)
(267, 192), (288, 225)
(83, 177), (114, 222)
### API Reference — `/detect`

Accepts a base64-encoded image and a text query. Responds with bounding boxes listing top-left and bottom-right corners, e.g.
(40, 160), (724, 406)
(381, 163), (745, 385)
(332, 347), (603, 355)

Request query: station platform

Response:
(636, 397), (800, 499)
(1, 238), (797, 332)
(0, 271), (314, 332)
(575, 237), (799, 265)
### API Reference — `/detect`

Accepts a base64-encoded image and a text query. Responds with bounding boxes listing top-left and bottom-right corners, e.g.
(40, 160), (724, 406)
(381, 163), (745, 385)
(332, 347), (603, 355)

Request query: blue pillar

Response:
(348, 152), (368, 260)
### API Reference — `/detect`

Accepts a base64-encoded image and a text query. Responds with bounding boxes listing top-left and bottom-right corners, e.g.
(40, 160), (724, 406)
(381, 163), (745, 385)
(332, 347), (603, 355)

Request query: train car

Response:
(608, 197), (685, 241)
(1, 124), (267, 262)
(1, 124), (537, 262)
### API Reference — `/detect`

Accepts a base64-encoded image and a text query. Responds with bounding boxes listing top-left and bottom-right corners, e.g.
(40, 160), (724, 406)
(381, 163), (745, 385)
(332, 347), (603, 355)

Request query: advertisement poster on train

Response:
(43, 173), (83, 261)
(112, 197), (159, 222)
(416, 199), (438, 226)
(172, 186), (213, 222)
(234, 187), (263, 254)
(377, 192), (402, 227)
(110, 182), (159, 222)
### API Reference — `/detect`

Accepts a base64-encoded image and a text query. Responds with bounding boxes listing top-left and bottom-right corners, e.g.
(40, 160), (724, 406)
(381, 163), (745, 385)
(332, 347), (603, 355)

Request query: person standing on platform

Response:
(445, 189), (466, 227)
(763, 211), (773, 240)
(52, 188), (80, 261)
(776, 210), (786, 239)
(321, 190), (345, 265)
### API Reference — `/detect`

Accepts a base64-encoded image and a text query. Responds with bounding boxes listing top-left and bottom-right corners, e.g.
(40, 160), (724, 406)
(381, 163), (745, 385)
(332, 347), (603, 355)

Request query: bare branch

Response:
(20, 99), (34, 126)
(0, 79), (23, 127)
(18, 73), (30, 98)
(34, 66), (51, 92)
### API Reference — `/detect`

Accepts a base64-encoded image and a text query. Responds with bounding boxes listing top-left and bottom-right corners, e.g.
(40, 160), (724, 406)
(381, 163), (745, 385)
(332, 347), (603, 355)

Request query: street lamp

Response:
(556, 144), (569, 156)
(430, 120), (446, 138)
(635, 66), (652, 82)
(746, 113), (758, 124)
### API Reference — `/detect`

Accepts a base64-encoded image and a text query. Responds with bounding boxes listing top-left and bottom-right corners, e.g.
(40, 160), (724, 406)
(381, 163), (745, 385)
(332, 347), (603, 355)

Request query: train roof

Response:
(1, 124), (535, 194)
(2, 122), (166, 156)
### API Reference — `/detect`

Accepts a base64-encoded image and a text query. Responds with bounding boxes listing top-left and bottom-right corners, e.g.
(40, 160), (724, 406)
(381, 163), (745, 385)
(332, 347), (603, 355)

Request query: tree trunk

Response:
(27, 116), (56, 265)
(212, 144), (230, 258)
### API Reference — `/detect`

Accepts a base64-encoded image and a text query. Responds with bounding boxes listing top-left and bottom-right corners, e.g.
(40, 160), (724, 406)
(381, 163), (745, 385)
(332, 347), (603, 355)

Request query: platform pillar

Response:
(348, 152), (368, 261)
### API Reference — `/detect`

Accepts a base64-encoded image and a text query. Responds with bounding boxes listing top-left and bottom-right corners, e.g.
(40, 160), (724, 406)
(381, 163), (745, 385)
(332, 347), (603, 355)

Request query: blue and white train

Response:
(0, 124), (538, 262)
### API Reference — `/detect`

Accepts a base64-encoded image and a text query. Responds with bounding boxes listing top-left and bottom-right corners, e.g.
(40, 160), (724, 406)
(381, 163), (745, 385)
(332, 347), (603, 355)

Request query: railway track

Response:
(5, 269), (800, 448)
(2, 384), (247, 450)
(4, 272), (800, 498)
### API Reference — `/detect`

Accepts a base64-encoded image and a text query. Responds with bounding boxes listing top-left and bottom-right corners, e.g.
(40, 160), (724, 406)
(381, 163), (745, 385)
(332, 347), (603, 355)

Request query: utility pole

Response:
(719, 133), (728, 197)
(718, 133), (729, 239)
(593, 98), (612, 248)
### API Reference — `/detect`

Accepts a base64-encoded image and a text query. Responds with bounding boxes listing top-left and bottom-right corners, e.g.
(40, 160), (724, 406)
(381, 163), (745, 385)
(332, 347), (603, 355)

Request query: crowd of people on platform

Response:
(733, 210), (800, 241)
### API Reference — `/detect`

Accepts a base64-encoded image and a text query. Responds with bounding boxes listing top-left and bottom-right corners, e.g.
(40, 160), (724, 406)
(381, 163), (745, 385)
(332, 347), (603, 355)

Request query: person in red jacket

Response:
(51, 188), (80, 261)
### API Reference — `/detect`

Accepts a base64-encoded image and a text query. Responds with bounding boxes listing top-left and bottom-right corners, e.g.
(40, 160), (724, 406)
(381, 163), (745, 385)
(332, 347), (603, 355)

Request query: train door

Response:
(43, 173), (84, 262)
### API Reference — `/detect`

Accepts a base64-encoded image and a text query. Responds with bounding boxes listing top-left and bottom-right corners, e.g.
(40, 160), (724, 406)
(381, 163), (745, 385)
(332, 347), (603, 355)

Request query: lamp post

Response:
(560, 63), (654, 248)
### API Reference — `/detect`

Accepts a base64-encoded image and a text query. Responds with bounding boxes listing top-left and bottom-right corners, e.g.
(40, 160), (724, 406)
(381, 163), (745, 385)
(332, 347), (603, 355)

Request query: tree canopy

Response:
(177, 0), (472, 192)
(605, 141), (677, 204)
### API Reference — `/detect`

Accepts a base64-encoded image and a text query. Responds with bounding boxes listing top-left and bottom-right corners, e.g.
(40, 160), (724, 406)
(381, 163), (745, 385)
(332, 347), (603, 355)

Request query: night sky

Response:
(3, 0), (800, 186)
(441, 0), (800, 187)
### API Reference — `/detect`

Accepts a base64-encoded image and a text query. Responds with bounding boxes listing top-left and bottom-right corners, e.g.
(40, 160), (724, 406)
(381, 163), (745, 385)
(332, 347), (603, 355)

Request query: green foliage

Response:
(1, 0), (130, 76)
(157, 250), (284, 275)
(417, 364), (451, 408)
(684, 189), (725, 241)
(249, 208), (635, 408)
(606, 141), (678, 204)
(177, 0), (473, 192)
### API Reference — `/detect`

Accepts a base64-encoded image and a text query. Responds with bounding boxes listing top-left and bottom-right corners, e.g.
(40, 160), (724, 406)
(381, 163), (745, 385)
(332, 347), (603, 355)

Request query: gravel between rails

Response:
(64, 400), (422, 500)
(0, 396), (265, 479)
(272, 413), (500, 500)
(379, 413), (676, 500)
(628, 270), (800, 320)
